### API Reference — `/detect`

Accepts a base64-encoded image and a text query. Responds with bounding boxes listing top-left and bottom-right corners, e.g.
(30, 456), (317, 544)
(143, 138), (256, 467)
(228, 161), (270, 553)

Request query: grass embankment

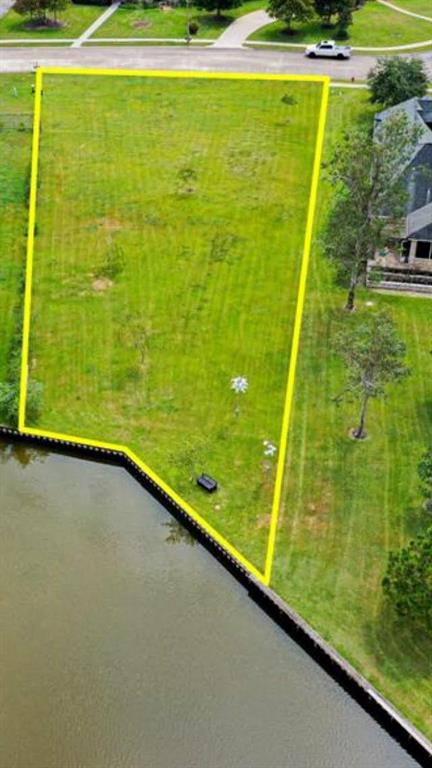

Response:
(93, 0), (263, 39)
(275, 89), (432, 739)
(26, 73), (323, 570)
(250, 1), (432, 46)
(0, 76), (32, 388)
(0, 4), (104, 39)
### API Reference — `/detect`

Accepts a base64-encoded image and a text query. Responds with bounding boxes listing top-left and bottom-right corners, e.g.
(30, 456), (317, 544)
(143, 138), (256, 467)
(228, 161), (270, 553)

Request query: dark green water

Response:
(0, 444), (419, 768)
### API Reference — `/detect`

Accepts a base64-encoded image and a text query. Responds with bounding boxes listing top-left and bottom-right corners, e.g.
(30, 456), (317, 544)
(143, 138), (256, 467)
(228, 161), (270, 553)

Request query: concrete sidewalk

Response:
(71, 0), (121, 48)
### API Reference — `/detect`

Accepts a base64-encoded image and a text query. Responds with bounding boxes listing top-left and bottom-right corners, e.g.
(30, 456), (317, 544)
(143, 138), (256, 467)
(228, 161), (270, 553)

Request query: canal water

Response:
(0, 444), (418, 768)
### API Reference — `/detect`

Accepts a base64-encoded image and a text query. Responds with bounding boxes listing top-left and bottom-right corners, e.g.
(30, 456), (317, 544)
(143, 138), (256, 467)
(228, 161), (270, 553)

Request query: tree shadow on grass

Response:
(1, 17), (66, 34)
(195, 12), (234, 31)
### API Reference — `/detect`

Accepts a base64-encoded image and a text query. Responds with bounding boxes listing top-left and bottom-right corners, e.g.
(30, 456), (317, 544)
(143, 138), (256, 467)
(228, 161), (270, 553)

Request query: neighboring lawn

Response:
(249, 1), (432, 46)
(392, 0), (432, 16)
(0, 3), (104, 39)
(0, 76), (32, 383)
(93, 0), (264, 39)
(274, 89), (432, 740)
(26, 73), (323, 571)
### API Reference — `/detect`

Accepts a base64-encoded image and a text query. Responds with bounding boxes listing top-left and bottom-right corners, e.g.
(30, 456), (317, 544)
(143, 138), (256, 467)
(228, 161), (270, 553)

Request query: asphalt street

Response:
(1, 44), (432, 78)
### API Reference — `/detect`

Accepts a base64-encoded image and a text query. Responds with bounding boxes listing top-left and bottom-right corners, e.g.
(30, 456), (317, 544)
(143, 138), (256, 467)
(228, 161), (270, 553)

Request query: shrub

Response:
(383, 527), (432, 628)
(188, 20), (199, 34)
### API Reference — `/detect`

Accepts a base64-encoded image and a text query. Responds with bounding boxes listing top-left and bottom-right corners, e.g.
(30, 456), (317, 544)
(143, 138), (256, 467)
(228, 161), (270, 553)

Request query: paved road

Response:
(213, 10), (272, 48)
(1, 45), (432, 78)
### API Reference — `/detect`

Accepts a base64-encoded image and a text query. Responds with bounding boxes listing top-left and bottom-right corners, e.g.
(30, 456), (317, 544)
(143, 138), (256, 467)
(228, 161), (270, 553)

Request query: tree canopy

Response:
(418, 447), (432, 512)
(383, 526), (432, 628)
(323, 111), (421, 310)
(334, 311), (410, 439)
(14, 0), (68, 21)
(267, 0), (314, 30)
(367, 56), (428, 108)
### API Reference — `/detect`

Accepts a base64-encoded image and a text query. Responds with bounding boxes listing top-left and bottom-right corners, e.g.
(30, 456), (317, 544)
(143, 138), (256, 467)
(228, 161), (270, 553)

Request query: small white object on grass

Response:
(231, 376), (248, 394)
(263, 440), (277, 458)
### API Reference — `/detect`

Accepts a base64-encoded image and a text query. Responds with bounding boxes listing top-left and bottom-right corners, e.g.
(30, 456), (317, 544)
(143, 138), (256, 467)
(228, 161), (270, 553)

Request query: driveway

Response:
(1, 45), (432, 78)
(212, 10), (272, 48)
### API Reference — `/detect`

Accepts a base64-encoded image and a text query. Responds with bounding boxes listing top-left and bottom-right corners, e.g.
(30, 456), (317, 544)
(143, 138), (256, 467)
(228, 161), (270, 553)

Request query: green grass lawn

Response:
(0, 76), (33, 381)
(250, 1), (432, 46)
(0, 3), (104, 39)
(26, 73), (323, 571)
(274, 89), (432, 739)
(93, 0), (263, 39)
(393, 0), (432, 16)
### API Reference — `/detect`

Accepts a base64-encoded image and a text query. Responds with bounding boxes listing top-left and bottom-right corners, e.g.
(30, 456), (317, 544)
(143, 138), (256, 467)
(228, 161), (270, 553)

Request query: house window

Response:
(415, 241), (432, 259)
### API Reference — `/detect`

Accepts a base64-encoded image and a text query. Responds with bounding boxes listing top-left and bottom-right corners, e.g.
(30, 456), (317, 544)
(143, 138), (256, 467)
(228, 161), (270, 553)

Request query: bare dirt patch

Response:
(92, 277), (113, 292)
(302, 494), (330, 535)
(96, 217), (123, 231)
(133, 19), (152, 28)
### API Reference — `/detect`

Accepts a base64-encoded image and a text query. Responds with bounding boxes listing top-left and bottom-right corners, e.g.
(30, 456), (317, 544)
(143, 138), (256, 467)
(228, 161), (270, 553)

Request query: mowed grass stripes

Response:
(275, 90), (432, 739)
(26, 73), (324, 571)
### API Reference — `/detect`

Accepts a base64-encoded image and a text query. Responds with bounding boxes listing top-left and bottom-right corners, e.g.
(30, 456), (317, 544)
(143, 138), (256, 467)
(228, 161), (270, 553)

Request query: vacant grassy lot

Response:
(250, 1), (432, 46)
(0, 76), (32, 384)
(26, 73), (323, 571)
(0, 4), (104, 39)
(275, 89), (432, 739)
(93, 0), (263, 39)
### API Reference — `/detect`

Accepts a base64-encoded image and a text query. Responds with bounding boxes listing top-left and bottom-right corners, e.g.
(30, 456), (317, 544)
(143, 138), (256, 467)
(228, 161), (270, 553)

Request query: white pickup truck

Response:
(305, 40), (352, 60)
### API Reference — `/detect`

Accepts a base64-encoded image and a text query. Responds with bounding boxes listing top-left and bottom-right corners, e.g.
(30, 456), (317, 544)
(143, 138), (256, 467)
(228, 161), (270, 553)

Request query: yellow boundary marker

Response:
(19, 66), (329, 587)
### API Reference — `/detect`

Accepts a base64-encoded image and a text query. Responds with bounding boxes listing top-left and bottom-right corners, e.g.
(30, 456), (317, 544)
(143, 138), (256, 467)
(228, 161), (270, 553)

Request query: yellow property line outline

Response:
(19, 66), (329, 587)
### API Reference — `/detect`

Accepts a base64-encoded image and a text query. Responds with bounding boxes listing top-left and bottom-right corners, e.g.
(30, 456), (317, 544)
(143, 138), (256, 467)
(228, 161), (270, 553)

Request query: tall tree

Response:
(334, 311), (410, 440)
(323, 111), (420, 311)
(368, 56), (428, 109)
(382, 526), (432, 628)
(313, 0), (339, 23)
(267, 0), (314, 31)
(314, 0), (352, 27)
(335, 0), (352, 34)
(195, 0), (241, 18)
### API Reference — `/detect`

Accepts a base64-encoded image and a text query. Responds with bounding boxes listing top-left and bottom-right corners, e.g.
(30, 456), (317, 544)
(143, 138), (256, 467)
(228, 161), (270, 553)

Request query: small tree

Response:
(334, 311), (410, 439)
(14, 0), (69, 23)
(323, 111), (421, 311)
(46, 0), (68, 21)
(195, 0), (241, 18)
(382, 526), (432, 628)
(267, 0), (314, 31)
(314, 0), (351, 27)
(13, 0), (45, 20)
(418, 447), (432, 512)
(368, 56), (428, 109)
